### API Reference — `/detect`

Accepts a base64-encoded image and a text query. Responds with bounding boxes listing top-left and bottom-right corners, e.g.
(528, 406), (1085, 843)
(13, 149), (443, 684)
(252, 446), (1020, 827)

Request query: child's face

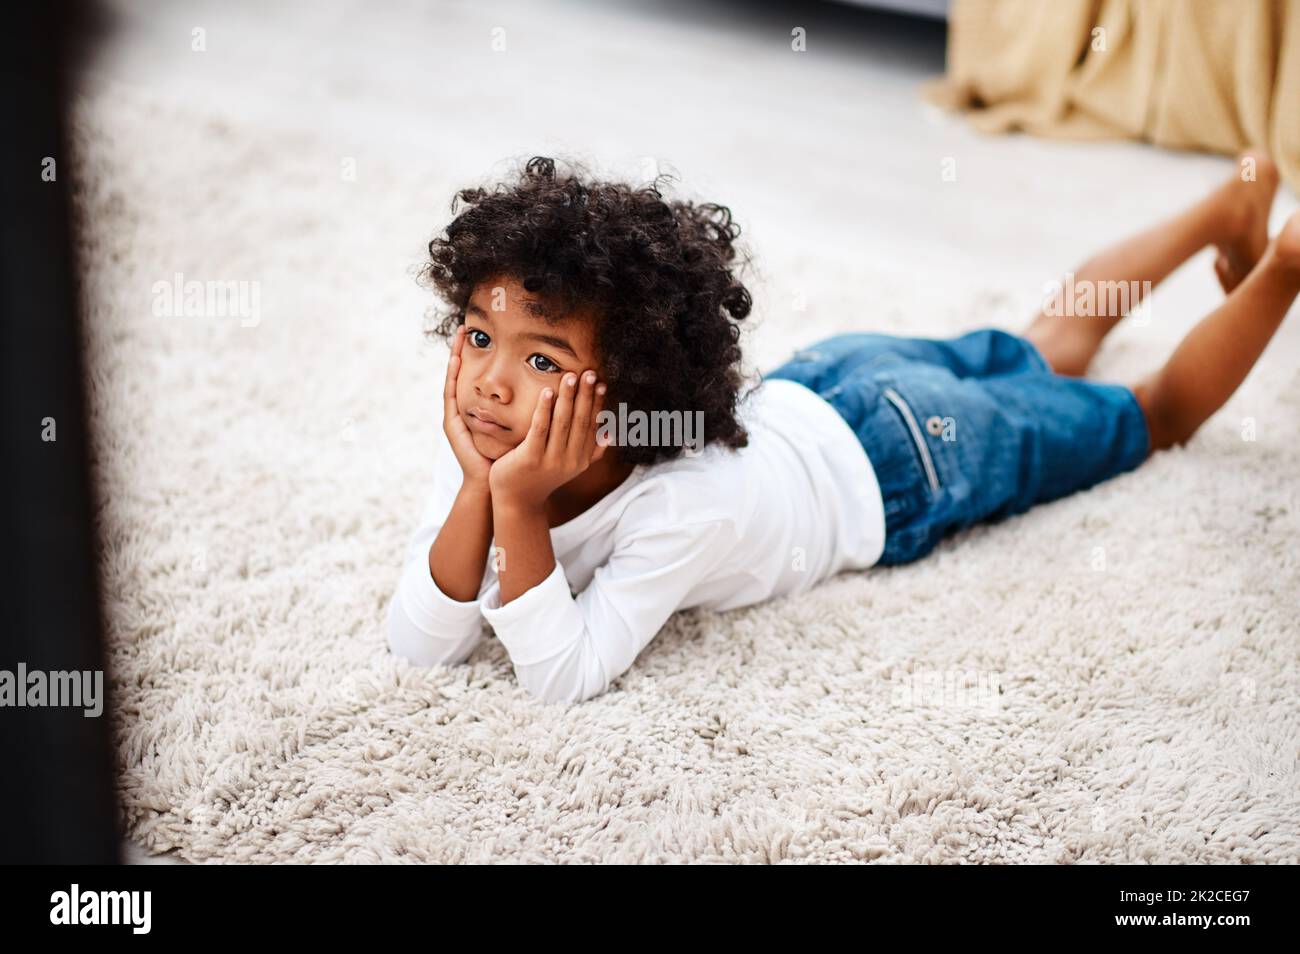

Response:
(457, 275), (604, 460)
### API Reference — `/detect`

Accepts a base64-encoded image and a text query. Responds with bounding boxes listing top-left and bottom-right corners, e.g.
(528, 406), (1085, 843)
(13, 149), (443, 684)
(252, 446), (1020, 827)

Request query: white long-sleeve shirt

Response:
(386, 377), (886, 704)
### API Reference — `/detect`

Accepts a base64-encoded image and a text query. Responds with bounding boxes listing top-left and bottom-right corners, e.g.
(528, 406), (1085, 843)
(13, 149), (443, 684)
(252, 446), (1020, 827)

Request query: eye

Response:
(528, 353), (561, 373)
(467, 328), (489, 348)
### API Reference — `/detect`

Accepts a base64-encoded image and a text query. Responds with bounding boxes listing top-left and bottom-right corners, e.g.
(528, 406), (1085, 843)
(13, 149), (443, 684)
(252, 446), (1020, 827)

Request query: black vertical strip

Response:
(0, 0), (122, 864)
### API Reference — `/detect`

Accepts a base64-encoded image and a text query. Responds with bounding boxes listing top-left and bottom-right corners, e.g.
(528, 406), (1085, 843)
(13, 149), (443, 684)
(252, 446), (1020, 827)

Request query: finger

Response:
(591, 428), (610, 463)
(583, 380), (606, 463)
(568, 370), (597, 459)
(444, 327), (463, 400)
(523, 386), (554, 455)
(548, 372), (577, 458)
(443, 332), (465, 427)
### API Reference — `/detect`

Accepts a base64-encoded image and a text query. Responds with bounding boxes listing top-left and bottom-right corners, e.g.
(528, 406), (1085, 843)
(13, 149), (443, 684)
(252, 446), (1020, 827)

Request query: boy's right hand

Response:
(443, 325), (494, 489)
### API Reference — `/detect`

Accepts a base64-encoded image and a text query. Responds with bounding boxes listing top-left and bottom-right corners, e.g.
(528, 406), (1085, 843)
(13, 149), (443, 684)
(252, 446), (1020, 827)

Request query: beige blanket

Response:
(924, 0), (1300, 192)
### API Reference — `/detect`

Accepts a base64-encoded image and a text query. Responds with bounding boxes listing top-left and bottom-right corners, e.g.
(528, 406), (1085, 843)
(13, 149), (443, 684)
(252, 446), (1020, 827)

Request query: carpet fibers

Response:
(76, 25), (1300, 863)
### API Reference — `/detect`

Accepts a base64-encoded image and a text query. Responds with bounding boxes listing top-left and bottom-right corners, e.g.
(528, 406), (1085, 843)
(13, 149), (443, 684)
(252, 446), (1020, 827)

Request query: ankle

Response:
(1213, 188), (1253, 242)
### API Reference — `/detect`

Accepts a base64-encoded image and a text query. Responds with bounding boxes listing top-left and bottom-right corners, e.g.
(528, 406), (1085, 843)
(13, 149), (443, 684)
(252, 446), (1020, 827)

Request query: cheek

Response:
(516, 383), (547, 416)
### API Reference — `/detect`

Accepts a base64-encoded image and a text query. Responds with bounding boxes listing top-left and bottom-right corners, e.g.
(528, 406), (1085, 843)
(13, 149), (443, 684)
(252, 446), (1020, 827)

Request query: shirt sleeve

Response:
(478, 516), (739, 705)
(386, 429), (489, 668)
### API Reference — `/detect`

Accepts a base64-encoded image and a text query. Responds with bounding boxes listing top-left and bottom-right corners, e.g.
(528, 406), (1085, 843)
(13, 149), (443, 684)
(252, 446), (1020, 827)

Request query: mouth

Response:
(467, 408), (511, 434)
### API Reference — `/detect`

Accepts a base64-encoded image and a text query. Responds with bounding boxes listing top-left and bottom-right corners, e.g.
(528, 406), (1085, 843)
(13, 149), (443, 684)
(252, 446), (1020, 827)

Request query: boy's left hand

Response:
(488, 369), (609, 509)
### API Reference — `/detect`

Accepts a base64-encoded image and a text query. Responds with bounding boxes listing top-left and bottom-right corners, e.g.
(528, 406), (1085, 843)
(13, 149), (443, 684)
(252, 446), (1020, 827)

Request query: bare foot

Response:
(1275, 210), (1300, 273)
(1213, 150), (1279, 293)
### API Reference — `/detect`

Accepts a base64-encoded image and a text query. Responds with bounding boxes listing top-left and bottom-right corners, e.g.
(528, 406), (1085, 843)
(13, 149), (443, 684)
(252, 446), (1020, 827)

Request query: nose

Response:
(474, 353), (512, 404)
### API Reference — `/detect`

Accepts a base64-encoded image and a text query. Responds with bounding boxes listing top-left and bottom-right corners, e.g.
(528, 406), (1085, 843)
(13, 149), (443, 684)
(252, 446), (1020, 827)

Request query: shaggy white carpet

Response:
(77, 0), (1300, 863)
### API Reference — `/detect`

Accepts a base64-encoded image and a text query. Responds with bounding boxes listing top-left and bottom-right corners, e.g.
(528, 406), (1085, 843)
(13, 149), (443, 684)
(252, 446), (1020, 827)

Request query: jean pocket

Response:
(880, 385), (942, 494)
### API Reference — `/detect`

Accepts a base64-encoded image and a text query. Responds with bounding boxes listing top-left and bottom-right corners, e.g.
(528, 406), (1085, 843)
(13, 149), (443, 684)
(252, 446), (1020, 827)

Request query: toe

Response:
(1214, 252), (1235, 293)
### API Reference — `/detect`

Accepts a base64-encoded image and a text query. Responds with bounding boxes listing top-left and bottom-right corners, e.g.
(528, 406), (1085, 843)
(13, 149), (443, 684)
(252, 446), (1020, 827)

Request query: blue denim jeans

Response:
(761, 327), (1150, 565)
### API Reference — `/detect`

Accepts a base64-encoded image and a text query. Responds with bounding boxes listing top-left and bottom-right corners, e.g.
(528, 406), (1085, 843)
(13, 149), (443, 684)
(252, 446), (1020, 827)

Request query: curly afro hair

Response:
(418, 155), (757, 467)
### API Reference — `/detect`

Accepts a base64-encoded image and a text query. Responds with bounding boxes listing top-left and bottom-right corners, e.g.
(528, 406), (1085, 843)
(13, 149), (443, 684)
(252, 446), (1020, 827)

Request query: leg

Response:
(1131, 213), (1300, 454)
(1024, 152), (1279, 377)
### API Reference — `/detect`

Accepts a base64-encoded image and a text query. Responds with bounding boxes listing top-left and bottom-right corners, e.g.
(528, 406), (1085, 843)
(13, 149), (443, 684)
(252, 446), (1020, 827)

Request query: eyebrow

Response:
(465, 303), (580, 359)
